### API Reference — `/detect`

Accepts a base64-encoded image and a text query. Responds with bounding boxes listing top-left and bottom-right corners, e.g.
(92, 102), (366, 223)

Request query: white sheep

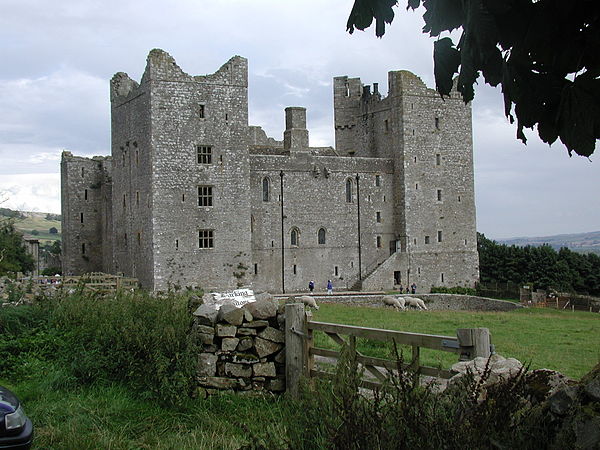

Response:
(383, 295), (405, 310)
(298, 295), (320, 310)
(404, 296), (428, 310)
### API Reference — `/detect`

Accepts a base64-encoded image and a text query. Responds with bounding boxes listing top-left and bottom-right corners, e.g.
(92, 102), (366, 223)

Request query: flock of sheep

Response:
(296, 295), (428, 311)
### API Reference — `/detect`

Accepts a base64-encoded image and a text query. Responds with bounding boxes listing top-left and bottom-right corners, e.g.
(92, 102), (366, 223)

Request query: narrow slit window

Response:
(137, 232), (141, 246)
(376, 212), (381, 223)
(254, 263), (258, 275)
(375, 175), (381, 187)
(437, 230), (443, 242)
(435, 117), (440, 130)
(293, 264), (297, 275)
(345, 178), (353, 203)
(84, 189), (88, 200)
(262, 177), (270, 202)
(81, 243), (86, 255)
(437, 189), (442, 201)
(176, 239), (179, 250)
(335, 266), (339, 276)
(199, 104), (205, 119)
(376, 236), (382, 248)
(425, 236), (430, 244)
(136, 191), (140, 206)
(80, 212), (84, 223)
(81, 167), (85, 177)
(436, 153), (441, 165)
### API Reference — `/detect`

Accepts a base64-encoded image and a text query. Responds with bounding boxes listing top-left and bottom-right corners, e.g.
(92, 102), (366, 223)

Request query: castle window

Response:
(376, 236), (382, 248)
(81, 167), (85, 177)
(290, 228), (299, 247)
(318, 228), (326, 245)
(441, 272), (445, 283)
(335, 266), (339, 276)
(254, 263), (258, 275)
(198, 185), (213, 207)
(123, 194), (126, 209)
(425, 236), (430, 244)
(137, 232), (141, 246)
(80, 212), (84, 223)
(81, 243), (86, 255)
(122, 152), (126, 167)
(182, 193), (185, 202)
(135, 149), (139, 166)
(199, 104), (205, 119)
(84, 189), (88, 201)
(415, 183), (418, 190)
(136, 191), (140, 206)
(197, 145), (212, 164)
(293, 264), (297, 275)
(414, 156), (417, 163)
(418, 267), (421, 275)
(436, 153), (441, 165)
(198, 229), (214, 249)
(262, 177), (270, 202)
(376, 212), (381, 223)
(384, 120), (389, 132)
(375, 175), (381, 187)
(435, 117), (440, 130)
(437, 230), (443, 242)
(176, 239), (179, 250)
(345, 178), (353, 203)
(437, 189), (442, 201)
(413, 238), (417, 245)
(458, 195), (461, 202)
(124, 233), (127, 247)
(225, 113), (228, 121)
(464, 239), (468, 245)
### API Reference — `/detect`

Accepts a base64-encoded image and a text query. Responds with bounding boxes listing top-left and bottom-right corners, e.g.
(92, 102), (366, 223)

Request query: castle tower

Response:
(110, 49), (252, 290)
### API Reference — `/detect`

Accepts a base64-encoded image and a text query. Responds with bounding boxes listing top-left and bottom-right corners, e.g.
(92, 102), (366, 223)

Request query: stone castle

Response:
(61, 49), (479, 292)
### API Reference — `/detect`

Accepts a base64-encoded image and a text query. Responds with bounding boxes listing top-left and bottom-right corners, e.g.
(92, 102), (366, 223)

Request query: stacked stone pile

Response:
(193, 293), (286, 394)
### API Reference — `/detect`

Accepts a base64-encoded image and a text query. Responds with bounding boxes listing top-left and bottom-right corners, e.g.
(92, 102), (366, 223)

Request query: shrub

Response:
(431, 285), (477, 295)
(51, 289), (199, 405)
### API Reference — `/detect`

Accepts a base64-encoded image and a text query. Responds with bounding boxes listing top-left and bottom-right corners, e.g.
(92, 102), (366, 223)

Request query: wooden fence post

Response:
(457, 328), (491, 360)
(285, 303), (306, 398)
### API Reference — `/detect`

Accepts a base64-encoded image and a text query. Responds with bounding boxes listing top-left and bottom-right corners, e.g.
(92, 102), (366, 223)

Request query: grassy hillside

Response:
(1, 211), (61, 244)
(497, 230), (600, 255)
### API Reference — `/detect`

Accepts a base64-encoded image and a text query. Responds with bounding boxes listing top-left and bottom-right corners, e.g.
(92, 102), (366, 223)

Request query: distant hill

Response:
(496, 231), (600, 255)
(0, 209), (61, 244)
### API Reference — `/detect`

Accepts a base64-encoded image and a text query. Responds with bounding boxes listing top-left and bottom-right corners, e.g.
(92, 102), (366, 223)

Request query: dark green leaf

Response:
(422, 0), (464, 36)
(406, 0), (420, 10)
(347, 0), (397, 37)
(434, 37), (460, 97)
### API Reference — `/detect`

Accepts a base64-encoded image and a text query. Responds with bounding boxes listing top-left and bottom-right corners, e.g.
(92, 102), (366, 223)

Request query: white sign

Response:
(205, 288), (256, 310)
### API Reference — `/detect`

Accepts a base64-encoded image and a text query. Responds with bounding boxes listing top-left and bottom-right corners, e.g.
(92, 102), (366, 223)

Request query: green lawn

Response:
(311, 303), (600, 379)
(9, 212), (61, 244)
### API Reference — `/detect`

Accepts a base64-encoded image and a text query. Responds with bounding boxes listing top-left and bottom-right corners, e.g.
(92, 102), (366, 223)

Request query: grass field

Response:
(5, 211), (61, 244)
(311, 303), (600, 379)
(1, 300), (599, 448)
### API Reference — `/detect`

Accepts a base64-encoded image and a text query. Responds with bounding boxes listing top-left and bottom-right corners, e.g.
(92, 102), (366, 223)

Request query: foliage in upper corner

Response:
(346, 0), (600, 157)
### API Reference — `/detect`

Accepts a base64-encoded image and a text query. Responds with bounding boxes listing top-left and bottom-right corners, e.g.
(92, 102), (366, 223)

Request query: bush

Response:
(51, 289), (199, 405)
(249, 344), (563, 449)
(431, 286), (476, 295)
(49, 227), (58, 234)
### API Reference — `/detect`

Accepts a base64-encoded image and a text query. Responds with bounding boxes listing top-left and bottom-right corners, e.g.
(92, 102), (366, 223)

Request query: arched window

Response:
(318, 228), (326, 245)
(262, 177), (270, 202)
(291, 228), (299, 247)
(345, 178), (353, 203)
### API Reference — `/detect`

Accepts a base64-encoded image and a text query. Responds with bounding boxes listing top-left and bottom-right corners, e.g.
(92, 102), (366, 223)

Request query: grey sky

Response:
(0, 0), (598, 239)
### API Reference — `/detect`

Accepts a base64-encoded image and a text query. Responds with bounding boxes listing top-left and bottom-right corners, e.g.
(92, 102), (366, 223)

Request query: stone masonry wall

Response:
(193, 294), (286, 393)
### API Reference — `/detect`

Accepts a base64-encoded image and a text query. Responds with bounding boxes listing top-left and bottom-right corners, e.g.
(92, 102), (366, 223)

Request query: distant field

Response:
(3, 211), (61, 244)
(312, 303), (600, 379)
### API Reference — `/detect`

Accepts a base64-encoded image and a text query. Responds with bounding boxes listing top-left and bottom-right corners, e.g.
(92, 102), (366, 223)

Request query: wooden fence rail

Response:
(285, 303), (491, 397)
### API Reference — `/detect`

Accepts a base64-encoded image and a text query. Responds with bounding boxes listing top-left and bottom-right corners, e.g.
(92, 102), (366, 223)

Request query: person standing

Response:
(308, 280), (315, 293)
(327, 280), (333, 295)
(411, 283), (417, 294)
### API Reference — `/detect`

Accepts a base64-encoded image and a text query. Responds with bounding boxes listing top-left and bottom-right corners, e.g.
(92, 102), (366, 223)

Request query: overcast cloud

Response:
(0, 0), (598, 239)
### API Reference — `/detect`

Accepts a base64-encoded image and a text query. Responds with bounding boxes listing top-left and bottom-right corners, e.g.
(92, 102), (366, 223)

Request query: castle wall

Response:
(142, 50), (252, 292)
(110, 69), (154, 287)
(61, 152), (111, 275)
(250, 152), (395, 292)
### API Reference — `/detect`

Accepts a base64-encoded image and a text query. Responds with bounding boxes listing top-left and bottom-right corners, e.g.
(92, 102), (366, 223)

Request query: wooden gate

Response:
(284, 303), (491, 396)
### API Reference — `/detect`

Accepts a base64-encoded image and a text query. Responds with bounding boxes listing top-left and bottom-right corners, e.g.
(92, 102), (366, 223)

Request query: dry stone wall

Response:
(193, 294), (286, 394)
